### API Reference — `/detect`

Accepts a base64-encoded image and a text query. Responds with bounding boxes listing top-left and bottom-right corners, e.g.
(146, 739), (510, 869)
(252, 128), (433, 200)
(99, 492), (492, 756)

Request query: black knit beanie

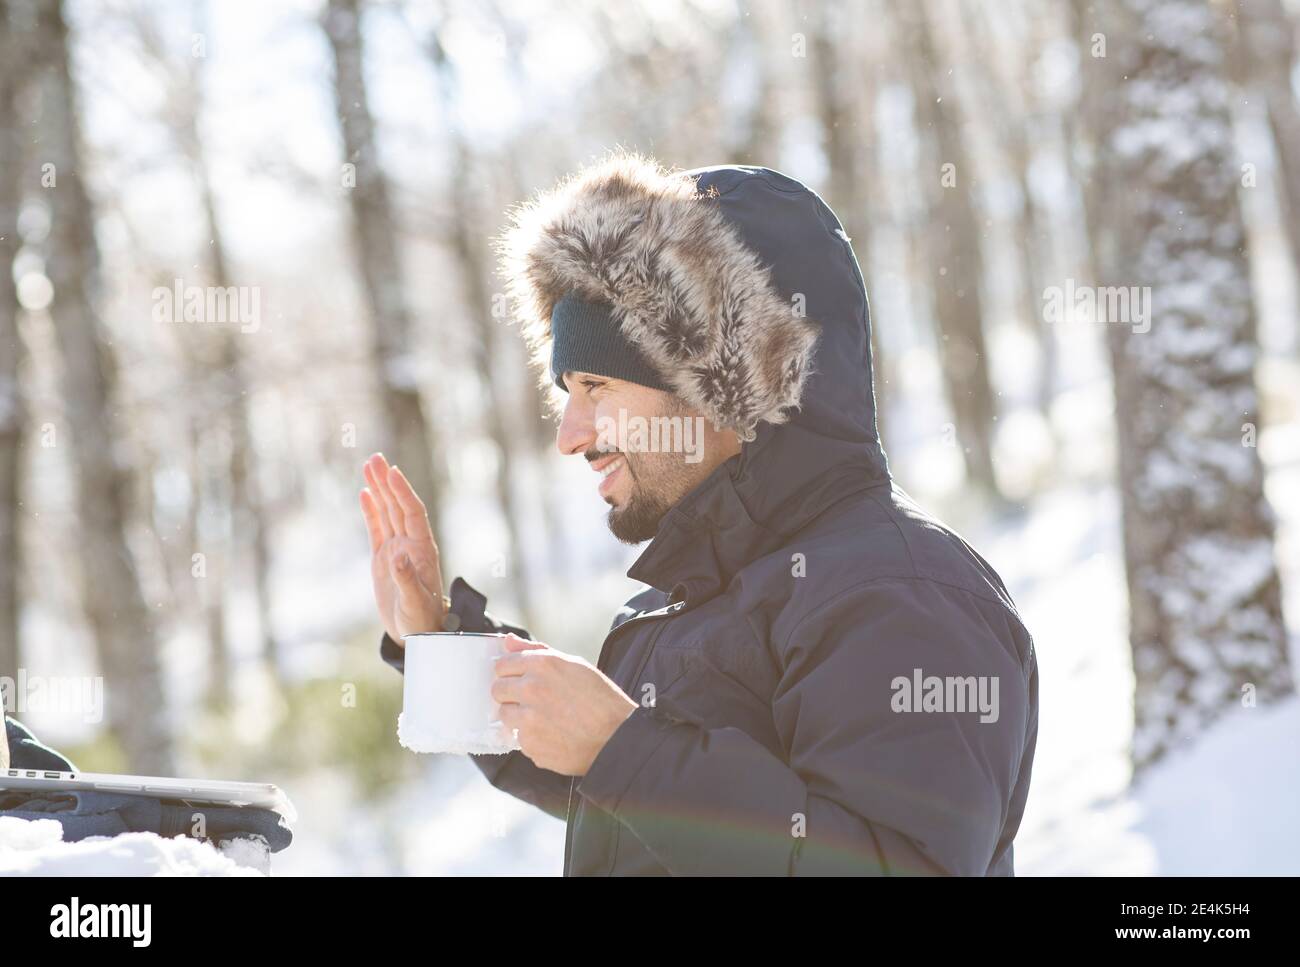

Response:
(548, 290), (672, 393)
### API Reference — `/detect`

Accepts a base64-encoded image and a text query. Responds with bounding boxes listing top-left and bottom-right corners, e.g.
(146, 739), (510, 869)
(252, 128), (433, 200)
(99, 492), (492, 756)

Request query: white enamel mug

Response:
(397, 632), (521, 755)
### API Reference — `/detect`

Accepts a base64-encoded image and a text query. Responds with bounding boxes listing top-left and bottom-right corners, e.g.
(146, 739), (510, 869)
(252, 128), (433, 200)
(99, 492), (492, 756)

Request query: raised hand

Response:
(359, 453), (445, 644)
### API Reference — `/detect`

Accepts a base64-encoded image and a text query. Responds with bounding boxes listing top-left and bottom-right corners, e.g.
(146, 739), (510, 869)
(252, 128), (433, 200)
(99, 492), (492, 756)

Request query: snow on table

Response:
(0, 817), (270, 876)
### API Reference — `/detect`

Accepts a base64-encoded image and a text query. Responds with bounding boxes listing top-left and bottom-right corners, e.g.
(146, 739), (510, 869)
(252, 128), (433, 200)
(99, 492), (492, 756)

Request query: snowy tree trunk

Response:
(500, 155), (570, 579)
(36, 0), (173, 773)
(422, 25), (537, 626)
(1093, 0), (1293, 773)
(901, 1), (1001, 498)
(956, 0), (1058, 420)
(806, 0), (891, 452)
(447, 144), (537, 629)
(0, 0), (25, 685)
(187, 39), (280, 686)
(124, 0), (282, 692)
(324, 0), (443, 527)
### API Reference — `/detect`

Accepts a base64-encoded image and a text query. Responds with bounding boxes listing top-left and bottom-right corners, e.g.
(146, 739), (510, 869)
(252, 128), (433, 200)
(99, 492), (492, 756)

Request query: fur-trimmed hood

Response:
(497, 153), (890, 511)
(497, 153), (824, 442)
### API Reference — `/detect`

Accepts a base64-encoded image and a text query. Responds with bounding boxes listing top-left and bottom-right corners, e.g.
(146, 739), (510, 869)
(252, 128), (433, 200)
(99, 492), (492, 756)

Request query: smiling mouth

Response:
(592, 454), (626, 497)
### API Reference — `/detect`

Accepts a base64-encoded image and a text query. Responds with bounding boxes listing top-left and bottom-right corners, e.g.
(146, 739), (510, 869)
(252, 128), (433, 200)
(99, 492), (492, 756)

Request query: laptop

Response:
(1, 769), (296, 823)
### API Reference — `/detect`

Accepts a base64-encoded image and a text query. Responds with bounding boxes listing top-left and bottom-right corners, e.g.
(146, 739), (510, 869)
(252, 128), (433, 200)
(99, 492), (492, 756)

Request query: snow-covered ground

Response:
(996, 482), (1300, 876)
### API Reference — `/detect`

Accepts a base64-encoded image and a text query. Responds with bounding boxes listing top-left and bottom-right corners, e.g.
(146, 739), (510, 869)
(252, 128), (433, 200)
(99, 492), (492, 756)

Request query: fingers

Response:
(359, 489), (386, 553)
(364, 457), (392, 540)
(491, 675), (524, 705)
(366, 453), (405, 538)
(388, 465), (434, 543)
(494, 654), (525, 677)
(498, 703), (523, 730)
(494, 643), (547, 678)
(501, 633), (545, 653)
(362, 462), (394, 541)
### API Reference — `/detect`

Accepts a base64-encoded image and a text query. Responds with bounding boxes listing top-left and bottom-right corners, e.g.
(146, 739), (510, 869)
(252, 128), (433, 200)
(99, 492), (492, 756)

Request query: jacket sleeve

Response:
(3, 716), (77, 772)
(574, 579), (1035, 875)
(379, 576), (570, 822)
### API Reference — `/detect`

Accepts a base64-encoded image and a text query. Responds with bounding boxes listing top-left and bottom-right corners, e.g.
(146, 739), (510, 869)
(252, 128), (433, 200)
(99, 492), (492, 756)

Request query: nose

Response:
(556, 391), (596, 457)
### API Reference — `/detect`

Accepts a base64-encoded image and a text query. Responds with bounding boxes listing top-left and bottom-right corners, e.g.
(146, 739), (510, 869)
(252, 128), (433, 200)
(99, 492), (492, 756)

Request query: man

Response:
(360, 154), (1038, 875)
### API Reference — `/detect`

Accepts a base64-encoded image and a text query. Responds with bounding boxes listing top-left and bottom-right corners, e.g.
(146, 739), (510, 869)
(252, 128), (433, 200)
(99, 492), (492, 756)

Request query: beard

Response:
(588, 395), (710, 545)
(588, 444), (699, 545)
(607, 452), (677, 544)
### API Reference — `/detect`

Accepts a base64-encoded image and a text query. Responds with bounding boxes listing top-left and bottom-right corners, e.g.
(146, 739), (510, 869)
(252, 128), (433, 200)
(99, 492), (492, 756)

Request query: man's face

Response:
(557, 371), (741, 544)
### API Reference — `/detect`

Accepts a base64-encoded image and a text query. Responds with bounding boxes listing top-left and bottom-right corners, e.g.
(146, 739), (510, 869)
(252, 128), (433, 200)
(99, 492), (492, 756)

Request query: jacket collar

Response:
(626, 421), (886, 609)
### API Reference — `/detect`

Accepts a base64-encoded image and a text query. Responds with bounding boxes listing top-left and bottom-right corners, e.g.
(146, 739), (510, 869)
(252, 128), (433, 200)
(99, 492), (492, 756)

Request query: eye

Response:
(580, 378), (605, 392)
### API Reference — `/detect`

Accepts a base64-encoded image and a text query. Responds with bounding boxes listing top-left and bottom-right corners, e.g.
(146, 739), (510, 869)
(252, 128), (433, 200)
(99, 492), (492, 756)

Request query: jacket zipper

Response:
(561, 600), (684, 876)
(561, 777), (576, 874)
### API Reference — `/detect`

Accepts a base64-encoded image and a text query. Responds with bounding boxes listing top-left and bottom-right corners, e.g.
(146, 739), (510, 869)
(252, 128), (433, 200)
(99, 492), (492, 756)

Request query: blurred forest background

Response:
(1, 0), (1297, 874)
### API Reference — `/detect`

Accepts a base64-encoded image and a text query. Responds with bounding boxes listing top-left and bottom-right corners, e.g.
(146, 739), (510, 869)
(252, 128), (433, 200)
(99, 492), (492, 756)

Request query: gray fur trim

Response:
(495, 151), (819, 441)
